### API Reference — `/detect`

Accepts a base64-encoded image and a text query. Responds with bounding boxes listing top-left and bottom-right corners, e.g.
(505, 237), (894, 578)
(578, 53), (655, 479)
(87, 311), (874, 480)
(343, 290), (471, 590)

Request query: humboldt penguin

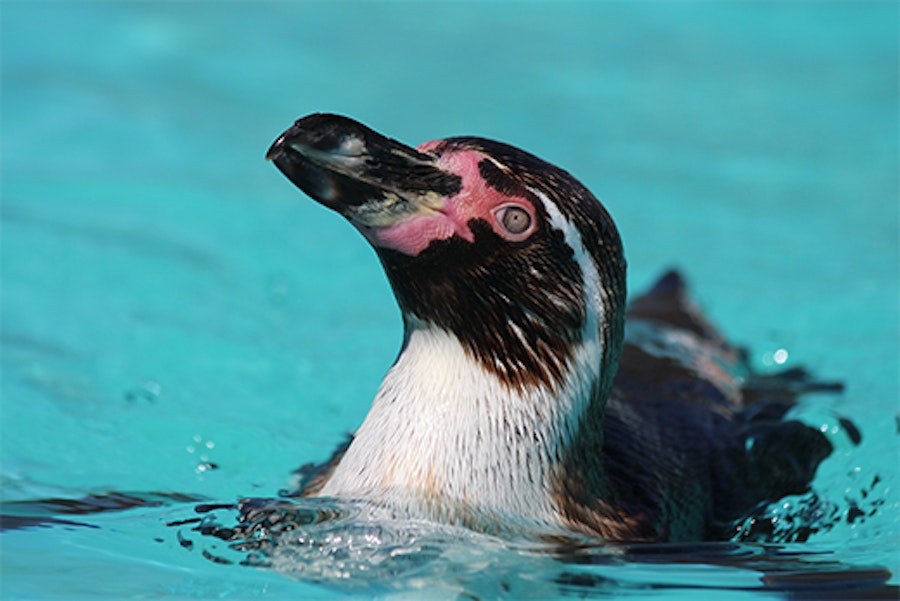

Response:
(265, 113), (841, 542)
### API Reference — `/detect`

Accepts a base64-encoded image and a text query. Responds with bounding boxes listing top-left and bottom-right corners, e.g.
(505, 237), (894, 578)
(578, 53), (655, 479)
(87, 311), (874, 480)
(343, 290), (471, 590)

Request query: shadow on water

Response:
(0, 491), (204, 531)
(4, 492), (893, 599)
(560, 542), (895, 600)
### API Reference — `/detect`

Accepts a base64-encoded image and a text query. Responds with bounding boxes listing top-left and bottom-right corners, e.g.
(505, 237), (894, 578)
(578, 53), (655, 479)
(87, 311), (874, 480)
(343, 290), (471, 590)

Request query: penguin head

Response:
(268, 114), (626, 393)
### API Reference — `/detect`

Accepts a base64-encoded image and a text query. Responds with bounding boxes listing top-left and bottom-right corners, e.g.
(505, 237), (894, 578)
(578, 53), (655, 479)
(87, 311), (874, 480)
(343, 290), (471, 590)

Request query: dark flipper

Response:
(608, 269), (852, 541)
(626, 268), (737, 358)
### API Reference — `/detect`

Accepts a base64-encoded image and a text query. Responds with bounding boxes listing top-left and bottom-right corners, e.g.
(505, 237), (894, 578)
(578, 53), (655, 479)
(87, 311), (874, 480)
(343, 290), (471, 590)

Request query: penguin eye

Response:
(498, 205), (533, 235)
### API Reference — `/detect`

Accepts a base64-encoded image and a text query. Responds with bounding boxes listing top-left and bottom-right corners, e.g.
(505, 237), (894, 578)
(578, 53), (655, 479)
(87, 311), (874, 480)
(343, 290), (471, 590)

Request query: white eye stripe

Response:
(528, 187), (604, 347)
(483, 155), (513, 174)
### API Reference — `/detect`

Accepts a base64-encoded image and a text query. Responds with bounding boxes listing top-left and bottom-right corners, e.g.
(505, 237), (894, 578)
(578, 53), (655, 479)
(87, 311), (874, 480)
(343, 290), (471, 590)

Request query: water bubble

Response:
(773, 348), (789, 364)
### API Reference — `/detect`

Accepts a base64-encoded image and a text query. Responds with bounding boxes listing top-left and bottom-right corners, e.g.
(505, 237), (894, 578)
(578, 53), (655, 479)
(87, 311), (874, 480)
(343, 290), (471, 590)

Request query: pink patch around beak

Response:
(360, 144), (536, 256)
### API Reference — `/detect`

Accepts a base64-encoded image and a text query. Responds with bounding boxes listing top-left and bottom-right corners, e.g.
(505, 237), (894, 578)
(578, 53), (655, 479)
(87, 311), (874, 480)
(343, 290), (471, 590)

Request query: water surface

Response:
(2, 2), (897, 599)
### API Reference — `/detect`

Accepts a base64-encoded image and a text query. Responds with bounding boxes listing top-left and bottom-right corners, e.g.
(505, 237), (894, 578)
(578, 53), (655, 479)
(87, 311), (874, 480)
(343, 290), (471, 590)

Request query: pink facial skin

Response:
(362, 143), (539, 256)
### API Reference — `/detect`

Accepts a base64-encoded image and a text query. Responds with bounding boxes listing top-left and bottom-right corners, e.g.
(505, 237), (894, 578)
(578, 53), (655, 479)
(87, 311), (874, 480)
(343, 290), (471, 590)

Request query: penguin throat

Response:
(312, 186), (620, 530)
(314, 321), (607, 531)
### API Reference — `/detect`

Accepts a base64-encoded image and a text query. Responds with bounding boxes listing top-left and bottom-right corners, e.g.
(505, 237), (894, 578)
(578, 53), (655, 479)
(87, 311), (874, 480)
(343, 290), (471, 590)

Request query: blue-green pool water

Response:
(2, 2), (898, 599)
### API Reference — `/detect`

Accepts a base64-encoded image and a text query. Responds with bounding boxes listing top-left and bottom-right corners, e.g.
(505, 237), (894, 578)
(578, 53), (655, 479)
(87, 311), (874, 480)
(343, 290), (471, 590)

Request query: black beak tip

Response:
(265, 135), (286, 162)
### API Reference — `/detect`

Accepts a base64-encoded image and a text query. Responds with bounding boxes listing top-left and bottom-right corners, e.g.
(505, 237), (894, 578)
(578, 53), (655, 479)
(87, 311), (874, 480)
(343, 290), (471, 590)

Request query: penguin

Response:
(265, 113), (843, 542)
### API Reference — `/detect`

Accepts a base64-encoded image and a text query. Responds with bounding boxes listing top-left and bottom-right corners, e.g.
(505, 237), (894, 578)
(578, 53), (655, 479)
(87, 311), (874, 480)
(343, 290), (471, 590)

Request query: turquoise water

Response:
(1, 1), (898, 599)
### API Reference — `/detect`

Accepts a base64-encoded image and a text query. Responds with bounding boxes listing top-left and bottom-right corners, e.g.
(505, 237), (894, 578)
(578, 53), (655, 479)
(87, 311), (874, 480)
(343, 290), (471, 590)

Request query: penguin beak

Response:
(266, 114), (461, 228)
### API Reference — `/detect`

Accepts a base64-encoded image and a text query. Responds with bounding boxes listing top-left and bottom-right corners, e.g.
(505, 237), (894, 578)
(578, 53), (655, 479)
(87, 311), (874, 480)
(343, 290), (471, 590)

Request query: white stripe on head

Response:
(528, 187), (604, 351)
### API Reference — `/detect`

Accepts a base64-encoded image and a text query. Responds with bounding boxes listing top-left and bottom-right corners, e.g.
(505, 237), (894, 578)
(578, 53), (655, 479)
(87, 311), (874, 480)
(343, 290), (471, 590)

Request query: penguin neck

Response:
(316, 319), (608, 532)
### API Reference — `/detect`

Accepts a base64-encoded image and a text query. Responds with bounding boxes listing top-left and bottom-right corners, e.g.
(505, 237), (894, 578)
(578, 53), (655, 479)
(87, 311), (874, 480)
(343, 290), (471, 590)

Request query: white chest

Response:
(316, 325), (602, 530)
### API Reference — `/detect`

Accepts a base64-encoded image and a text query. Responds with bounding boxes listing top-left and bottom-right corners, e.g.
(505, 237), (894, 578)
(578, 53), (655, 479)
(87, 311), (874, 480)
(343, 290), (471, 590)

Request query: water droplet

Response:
(773, 348), (788, 364)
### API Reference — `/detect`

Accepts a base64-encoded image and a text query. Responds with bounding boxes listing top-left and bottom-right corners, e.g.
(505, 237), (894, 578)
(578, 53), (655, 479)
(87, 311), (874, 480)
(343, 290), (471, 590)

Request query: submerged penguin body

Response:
(267, 114), (839, 542)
